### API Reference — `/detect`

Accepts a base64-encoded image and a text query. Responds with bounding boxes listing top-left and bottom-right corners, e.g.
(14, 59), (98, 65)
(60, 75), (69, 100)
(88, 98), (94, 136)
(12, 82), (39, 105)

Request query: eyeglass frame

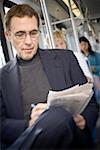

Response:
(9, 29), (40, 40)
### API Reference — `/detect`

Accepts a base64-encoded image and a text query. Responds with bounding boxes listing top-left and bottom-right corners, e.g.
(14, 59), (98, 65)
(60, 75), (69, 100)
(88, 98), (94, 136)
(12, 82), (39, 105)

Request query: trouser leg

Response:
(30, 106), (75, 149)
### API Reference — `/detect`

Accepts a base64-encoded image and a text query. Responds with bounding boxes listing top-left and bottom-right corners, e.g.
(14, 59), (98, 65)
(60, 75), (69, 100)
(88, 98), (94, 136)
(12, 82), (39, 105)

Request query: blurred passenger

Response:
(79, 36), (100, 103)
(0, 4), (99, 149)
(53, 30), (67, 49)
(53, 30), (93, 83)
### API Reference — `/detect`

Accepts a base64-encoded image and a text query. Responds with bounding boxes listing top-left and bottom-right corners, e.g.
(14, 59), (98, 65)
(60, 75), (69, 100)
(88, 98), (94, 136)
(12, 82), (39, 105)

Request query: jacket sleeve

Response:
(68, 50), (87, 85)
(67, 51), (99, 132)
(0, 69), (27, 147)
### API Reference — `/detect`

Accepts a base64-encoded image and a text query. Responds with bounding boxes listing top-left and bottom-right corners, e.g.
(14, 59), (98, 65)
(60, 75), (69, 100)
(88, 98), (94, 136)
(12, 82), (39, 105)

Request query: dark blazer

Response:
(0, 49), (99, 148)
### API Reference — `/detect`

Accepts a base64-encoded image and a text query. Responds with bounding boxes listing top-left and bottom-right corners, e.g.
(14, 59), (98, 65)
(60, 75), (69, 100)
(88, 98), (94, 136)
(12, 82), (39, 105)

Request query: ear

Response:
(4, 31), (11, 41)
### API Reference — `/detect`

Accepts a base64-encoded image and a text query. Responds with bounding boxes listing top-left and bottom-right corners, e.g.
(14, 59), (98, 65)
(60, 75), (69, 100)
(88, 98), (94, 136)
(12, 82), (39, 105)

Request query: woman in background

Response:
(53, 30), (67, 49)
(79, 36), (100, 103)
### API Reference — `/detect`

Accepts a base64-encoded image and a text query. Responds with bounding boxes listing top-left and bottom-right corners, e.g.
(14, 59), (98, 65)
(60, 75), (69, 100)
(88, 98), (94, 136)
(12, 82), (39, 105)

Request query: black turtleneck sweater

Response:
(17, 53), (51, 122)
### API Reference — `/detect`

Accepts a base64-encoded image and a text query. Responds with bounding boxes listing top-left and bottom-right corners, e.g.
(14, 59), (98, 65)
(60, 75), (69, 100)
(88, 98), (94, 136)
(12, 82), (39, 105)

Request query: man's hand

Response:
(29, 103), (48, 127)
(86, 76), (93, 83)
(73, 114), (86, 130)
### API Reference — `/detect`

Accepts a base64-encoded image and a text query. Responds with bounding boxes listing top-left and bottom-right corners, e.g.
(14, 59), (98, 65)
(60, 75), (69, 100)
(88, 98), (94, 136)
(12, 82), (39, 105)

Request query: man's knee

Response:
(31, 106), (75, 149)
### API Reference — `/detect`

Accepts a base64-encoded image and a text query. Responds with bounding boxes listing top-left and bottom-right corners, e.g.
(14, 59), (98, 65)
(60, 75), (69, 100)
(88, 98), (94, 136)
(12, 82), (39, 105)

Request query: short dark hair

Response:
(5, 4), (40, 31)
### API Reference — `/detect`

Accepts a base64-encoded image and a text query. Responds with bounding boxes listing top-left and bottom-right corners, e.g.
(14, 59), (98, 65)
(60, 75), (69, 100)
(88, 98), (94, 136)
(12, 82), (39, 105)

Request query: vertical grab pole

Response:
(68, 0), (80, 52)
(40, 0), (55, 49)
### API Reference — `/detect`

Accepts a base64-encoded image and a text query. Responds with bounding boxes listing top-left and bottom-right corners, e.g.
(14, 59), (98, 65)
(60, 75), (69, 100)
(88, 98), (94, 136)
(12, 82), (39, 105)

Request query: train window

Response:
(0, 40), (6, 68)
(44, 0), (78, 50)
(4, 6), (17, 59)
(4, 7), (10, 14)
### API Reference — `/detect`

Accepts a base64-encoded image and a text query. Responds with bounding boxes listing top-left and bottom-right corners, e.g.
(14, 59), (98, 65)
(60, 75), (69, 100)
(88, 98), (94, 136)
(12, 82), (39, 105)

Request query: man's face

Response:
(6, 16), (39, 60)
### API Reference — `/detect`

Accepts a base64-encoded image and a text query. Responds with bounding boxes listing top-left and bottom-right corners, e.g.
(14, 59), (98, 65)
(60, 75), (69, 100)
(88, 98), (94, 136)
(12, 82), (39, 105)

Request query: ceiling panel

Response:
(75, 0), (100, 20)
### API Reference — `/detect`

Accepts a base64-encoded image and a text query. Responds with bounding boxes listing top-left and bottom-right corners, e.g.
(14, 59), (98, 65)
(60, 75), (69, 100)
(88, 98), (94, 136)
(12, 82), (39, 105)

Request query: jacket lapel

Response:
(3, 58), (23, 118)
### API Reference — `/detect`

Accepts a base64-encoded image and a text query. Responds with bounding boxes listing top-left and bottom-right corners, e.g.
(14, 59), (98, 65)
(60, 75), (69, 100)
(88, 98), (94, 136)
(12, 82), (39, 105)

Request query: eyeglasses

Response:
(10, 29), (40, 40)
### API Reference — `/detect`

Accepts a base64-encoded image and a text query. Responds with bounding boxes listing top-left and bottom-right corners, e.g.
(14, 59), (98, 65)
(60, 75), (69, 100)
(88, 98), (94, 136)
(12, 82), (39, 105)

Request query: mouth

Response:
(22, 48), (33, 53)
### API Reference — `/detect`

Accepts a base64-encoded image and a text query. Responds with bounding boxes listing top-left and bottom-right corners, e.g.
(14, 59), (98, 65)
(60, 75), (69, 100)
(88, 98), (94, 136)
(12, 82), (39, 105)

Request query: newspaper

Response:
(47, 83), (93, 115)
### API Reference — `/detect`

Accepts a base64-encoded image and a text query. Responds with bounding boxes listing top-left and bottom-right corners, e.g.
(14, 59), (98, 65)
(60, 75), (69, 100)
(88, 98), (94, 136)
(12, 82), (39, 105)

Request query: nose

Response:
(24, 34), (32, 44)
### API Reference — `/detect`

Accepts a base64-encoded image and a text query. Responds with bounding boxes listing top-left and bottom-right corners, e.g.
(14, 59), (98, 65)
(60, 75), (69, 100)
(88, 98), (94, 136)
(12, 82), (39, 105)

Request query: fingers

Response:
(32, 103), (47, 112)
(31, 103), (47, 117)
(29, 103), (48, 127)
(29, 117), (38, 127)
(86, 76), (93, 83)
(73, 115), (86, 130)
(31, 108), (46, 119)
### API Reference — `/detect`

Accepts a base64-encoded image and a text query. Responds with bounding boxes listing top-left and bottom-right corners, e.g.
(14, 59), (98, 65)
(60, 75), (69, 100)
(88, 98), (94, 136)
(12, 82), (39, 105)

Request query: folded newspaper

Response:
(47, 83), (93, 115)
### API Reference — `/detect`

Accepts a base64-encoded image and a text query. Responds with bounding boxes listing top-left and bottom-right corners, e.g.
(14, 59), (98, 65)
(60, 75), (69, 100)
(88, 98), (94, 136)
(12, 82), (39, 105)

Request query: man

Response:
(0, 4), (99, 149)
